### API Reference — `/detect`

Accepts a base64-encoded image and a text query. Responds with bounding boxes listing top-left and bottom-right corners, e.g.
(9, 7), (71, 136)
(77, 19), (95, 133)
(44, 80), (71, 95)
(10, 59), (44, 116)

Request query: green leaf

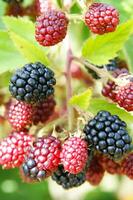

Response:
(89, 98), (133, 127)
(2, 16), (35, 43)
(69, 89), (92, 110)
(0, 71), (12, 88)
(82, 20), (133, 65)
(0, 31), (26, 74)
(124, 38), (133, 73)
(10, 32), (50, 65)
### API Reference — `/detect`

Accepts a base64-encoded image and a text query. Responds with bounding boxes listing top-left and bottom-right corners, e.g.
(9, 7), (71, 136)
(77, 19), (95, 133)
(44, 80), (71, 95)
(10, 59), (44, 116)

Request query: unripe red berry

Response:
(0, 131), (33, 169)
(60, 137), (88, 174)
(85, 3), (119, 35)
(7, 100), (33, 131)
(35, 10), (69, 46)
(116, 82), (133, 111)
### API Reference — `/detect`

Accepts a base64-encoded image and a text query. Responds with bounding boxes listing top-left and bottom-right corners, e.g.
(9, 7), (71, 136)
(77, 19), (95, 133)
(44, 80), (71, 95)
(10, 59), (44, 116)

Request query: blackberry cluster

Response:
(52, 165), (85, 189)
(22, 158), (47, 182)
(9, 62), (56, 104)
(83, 111), (132, 159)
(32, 96), (56, 125)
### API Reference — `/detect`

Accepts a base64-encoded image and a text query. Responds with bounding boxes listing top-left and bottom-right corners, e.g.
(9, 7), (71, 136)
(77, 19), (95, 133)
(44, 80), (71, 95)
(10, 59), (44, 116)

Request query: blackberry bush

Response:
(0, 0), (133, 193)
(9, 62), (56, 104)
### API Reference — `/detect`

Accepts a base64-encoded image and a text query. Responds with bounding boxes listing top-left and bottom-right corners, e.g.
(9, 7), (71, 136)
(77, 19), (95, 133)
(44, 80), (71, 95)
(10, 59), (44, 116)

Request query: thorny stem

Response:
(72, 56), (118, 83)
(66, 48), (74, 131)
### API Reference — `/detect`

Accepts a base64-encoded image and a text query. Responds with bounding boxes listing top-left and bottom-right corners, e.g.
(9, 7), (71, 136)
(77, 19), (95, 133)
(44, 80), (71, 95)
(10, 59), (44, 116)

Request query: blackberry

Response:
(60, 137), (88, 174)
(116, 82), (133, 112)
(35, 10), (68, 46)
(9, 62), (56, 104)
(85, 3), (119, 35)
(83, 111), (132, 160)
(0, 131), (33, 169)
(52, 165), (85, 189)
(102, 68), (129, 102)
(21, 136), (61, 182)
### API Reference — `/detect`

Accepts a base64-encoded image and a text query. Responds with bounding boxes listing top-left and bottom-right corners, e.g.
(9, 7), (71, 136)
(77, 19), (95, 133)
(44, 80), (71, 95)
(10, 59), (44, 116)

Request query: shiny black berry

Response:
(52, 165), (85, 189)
(83, 111), (132, 160)
(9, 62), (56, 104)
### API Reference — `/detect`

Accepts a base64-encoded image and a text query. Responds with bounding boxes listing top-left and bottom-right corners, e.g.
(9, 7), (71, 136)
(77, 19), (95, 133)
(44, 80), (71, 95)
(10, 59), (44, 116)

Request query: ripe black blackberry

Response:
(83, 111), (132, 160)
(9, 62), (56, 104)
(52, 165), (85, 189)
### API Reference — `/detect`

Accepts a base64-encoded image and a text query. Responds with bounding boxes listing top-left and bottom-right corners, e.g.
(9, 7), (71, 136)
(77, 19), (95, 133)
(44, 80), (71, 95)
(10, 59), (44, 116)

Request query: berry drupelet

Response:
(85, 3), (119, 35)
(7, 100), (33, 131)
(60, 137), (88, 174)
(9, 62), (56, 104)
(83, 111), (132, 160)
(35, 10), (68, 46)
(22, 136), (61, 182)
(0, 131), (33, 169)
(52, 165), (86, 189)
